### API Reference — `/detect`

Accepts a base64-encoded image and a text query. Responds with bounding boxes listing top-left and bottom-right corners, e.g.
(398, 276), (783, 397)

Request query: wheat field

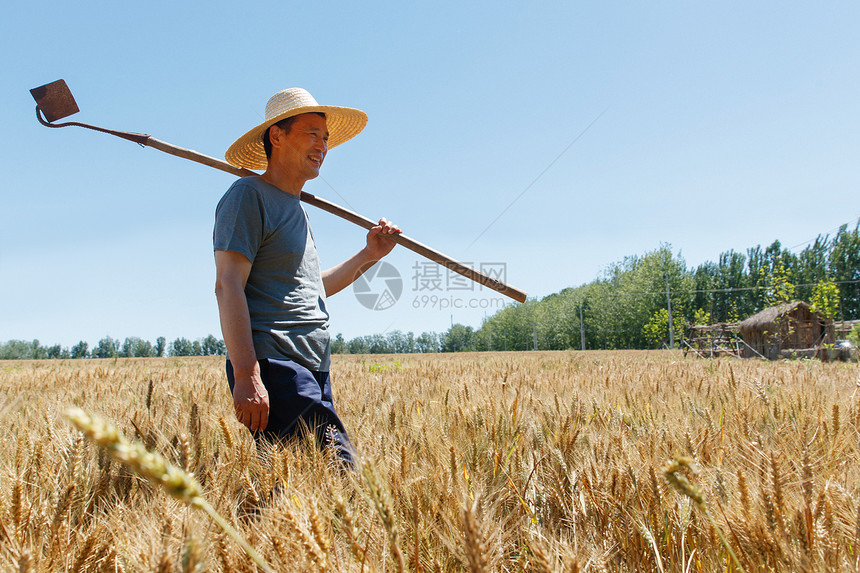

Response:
(0, 351), (858, 572)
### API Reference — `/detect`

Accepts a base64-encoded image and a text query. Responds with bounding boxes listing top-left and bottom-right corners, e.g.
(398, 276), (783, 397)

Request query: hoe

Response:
(30, 79), (526, 303)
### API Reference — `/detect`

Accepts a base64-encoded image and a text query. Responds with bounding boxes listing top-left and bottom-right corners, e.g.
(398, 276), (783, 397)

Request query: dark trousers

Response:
(226, 358), (355, 465)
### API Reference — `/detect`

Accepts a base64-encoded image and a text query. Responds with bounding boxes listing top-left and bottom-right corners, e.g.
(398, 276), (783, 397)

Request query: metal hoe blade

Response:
(30, 79), (151, 144)
(30, 79), (79, 122)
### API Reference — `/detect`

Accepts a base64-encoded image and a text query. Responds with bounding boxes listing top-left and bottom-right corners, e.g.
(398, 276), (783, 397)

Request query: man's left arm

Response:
(322, 218), (401, 297)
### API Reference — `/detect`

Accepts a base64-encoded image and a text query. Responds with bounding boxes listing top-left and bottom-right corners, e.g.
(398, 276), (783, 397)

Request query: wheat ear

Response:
(362, 461), (405, 572)
(663, 456), (746, 573)
(64, 407), (275, 573)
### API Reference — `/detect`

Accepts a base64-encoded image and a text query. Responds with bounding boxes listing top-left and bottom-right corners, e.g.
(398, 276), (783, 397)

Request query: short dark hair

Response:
(262, 112), (326, 160)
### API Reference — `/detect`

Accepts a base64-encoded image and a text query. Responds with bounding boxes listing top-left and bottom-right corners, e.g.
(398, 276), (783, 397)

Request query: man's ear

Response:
(267, 125), (281, 149)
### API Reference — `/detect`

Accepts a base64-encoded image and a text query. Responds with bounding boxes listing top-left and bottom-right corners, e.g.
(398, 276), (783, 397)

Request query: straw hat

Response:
(225, 88), (367, 170)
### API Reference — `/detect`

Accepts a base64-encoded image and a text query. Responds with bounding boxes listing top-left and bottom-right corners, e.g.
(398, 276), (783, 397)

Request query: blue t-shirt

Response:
(214, 176), (331, 371)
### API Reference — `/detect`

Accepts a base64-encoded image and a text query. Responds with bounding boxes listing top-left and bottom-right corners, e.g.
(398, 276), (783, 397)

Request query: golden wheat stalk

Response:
(663, 456), (746, 573)
(362, 460), (405, 572)
(64, 407), (275, 573)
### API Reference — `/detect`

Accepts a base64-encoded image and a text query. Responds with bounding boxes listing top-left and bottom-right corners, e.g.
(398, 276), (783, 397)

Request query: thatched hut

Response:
(738, 301), (832, 359)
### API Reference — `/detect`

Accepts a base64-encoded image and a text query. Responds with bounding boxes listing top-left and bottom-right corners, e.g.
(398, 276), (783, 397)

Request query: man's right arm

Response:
(214, 250), (269, 432)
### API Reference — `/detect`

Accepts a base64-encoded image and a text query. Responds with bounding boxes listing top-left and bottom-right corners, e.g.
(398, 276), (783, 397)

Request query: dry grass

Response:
(0, 351), (858, 571)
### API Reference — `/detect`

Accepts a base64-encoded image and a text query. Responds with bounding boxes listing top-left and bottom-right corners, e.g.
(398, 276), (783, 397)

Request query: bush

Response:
(848, 325), (860, 348)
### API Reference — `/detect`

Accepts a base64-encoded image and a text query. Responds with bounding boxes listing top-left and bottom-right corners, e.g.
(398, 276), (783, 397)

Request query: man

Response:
(214, 87), (400, 463)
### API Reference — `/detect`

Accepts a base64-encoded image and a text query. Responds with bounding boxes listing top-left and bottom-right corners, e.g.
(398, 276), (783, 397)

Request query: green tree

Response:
(693, 308), (712, 326)
(443, 324), (475, 352)
(31, 340), (48, 360)
(331, 333), (347, 354)
(643, 308), (686, 347)
(757, 259), (797, 357)
(201, 334), (226, 356)
(170, 338), (195, 356)
(0, 340), (35, 359)
(479, 299), (539, 351)
(713, 250), (748, 321)
(386, 330), (415, 354)
(530, 290), (581, 350)
(155, 337), (166, 357)
(747, 245), (767, 312)
(727, 298), (741, 324)
(415, 332), (441, 353)
(760, 260), (795, 308)
(46, 344), (70, 359)
(92, 337), (119, 359)
(584, 245), (691, 349)
(691, 262), (717, 321)
(795, 235), (830, 303)
(828, 224), (860, 319)
(71, 340), (89, 359)
(810, 279), (840, 321)
(121, 337), (154, 358)
(347, 336), (370, 354)
(367, 334), (391, 354)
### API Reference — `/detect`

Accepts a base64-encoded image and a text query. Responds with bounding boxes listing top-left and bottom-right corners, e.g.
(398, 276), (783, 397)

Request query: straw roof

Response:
(739, 301), (810, 331)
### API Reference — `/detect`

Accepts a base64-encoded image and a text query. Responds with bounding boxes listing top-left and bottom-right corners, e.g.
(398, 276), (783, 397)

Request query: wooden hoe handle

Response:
(144, 137), (527, 303)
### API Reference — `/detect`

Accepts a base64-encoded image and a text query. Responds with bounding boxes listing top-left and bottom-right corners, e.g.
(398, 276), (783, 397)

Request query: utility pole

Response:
(665, 273), (675, 349)
(532, 321), (538, 351)
(580, 305), (586, 351)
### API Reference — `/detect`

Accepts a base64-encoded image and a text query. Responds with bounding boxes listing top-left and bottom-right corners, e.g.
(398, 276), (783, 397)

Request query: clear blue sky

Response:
(2, 2), (859, 348)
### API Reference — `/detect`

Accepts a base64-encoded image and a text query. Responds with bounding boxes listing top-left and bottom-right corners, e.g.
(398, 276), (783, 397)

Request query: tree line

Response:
(0, 335), (226, 360)
(329, 223), (859, 353)
(465, 223), (860, 351)
(329, 330), (468, 355)
(5, 224), (858, 358)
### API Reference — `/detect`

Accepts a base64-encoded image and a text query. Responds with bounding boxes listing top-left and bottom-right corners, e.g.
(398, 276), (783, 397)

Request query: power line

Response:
(466, 108), (607, 250)
(593, 279), (860, 298)
(785, 214), (860, 253)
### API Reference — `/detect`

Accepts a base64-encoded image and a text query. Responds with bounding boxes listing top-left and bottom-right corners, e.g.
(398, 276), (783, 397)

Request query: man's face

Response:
(273, 112), (329, 180)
